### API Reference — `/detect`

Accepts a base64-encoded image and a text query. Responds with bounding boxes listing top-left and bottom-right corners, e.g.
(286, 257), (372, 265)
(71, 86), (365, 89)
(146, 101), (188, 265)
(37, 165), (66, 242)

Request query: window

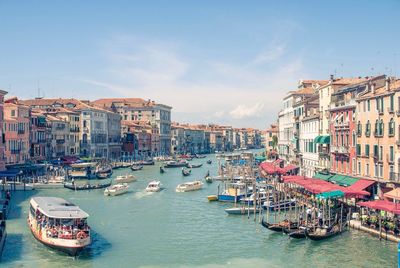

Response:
(352, 131), (356, 147)
(356, 144), (361, 156)
(367, 100), (370, 111)
(379, 146), (383, 161)
(390, 146), (394, 162)
(373, 145), (378, 159)
(365, 120), (371, 136)
(357, 121), (362, 136)
(366, 163), (369, 176)
(358, 162), (361, 175)
(365, 144), (369, 156)
(390, 95), (394, 112)
(389, 118), (395, 136)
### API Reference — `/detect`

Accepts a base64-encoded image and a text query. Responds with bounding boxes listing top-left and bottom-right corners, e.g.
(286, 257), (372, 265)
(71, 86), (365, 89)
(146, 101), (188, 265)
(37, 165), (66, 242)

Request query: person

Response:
(6, 190), (11, 200)
(306, 207), (312, 222)
(318, 210), (323, 227)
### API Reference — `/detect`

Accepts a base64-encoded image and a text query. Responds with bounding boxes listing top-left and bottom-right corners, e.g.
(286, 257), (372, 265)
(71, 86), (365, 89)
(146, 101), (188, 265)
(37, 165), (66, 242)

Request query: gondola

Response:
(305, 222), (346, 241)
(64, 181), (111, 191)
(206, 160), (212, 164)
(131, 165), (143, 171)
(205, 170), (210, 178)
(182, 168), (191, 176)
(283, 226), (307, 239)
(160, 166), (166, 174)
(188, 163), (203, 168)
(261, 218), (298, 232)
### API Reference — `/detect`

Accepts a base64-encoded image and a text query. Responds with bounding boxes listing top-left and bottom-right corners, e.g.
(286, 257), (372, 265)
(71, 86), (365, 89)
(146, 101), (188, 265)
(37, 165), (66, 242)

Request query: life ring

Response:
(77, 231), (87, 239)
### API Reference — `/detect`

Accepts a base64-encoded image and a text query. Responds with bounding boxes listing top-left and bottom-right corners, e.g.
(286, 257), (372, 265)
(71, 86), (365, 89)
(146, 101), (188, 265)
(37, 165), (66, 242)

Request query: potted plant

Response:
(370, 215), (378, 229)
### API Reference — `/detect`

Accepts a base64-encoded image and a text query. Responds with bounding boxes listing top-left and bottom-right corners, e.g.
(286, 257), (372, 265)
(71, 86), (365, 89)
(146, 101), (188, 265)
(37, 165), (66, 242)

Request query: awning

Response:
(317, 190), (345, 200)
(314, 136), (322, 143)
(329, 174), (359, 186)
(357, 200), (400, 215)
(282, 164), (298, 173)
(348, 179), (375, 192)
(313, 172), (333, 181)
(384, 188), (400, 201)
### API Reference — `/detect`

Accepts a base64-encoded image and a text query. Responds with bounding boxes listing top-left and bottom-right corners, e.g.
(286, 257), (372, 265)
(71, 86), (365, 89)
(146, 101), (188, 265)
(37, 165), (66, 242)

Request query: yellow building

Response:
(355, 76), (400, 190)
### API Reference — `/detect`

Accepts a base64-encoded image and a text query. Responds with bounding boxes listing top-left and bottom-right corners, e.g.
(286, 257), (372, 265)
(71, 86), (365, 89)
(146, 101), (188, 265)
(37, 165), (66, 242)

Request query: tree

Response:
(272, 135), (278, 150)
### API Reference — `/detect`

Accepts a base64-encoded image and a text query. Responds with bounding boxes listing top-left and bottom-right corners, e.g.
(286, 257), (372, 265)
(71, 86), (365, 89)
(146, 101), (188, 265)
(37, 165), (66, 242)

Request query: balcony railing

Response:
(56, 139), (65, 144)
(70, 127), (80, 133)
(331, 146), (349, 154)
(333, 121), (350, 128)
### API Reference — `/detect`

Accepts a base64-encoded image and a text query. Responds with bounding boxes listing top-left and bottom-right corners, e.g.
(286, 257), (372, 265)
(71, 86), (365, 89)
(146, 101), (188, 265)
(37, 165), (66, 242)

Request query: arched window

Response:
(365, 120), (371, 136)
(389, 118), (395, 136)
(380, 119), (384, 136)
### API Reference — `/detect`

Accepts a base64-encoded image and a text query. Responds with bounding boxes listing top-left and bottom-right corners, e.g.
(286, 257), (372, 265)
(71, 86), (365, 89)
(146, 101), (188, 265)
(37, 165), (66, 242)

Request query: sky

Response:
(0, 1), (400, 129)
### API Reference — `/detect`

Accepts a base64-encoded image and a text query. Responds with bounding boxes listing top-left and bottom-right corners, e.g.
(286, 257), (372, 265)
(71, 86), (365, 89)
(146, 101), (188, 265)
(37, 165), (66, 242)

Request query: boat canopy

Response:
(316, 190), (344, 200)
(31, 197), (89, 219)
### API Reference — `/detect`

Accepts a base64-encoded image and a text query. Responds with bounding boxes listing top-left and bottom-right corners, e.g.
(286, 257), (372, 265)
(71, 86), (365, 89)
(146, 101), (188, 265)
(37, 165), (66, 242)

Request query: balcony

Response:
(11, 149), (21, 154)
(333, 121), (350, 128)
(70, 127), (80, 133)
(56, 139), (65, 144)
(374, 131), (383, 138)
(389, 172), (400, 183)
(331, 145), (349, 154)
(318, 148), (330, 157)
(17, 129), (25, 135)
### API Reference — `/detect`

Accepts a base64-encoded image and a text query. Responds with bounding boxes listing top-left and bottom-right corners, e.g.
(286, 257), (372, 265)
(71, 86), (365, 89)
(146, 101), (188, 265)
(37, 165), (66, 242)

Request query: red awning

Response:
(282, 164), (298, 173)
(357, 200), (400, 215)
(347, 179), (375, 192)
(282, 175), (370, 197)
(260, 162), (284, 175)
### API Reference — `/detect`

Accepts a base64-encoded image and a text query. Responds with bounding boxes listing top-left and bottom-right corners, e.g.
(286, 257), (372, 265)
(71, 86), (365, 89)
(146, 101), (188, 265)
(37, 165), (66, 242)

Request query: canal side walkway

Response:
(349, 220), (400, 243)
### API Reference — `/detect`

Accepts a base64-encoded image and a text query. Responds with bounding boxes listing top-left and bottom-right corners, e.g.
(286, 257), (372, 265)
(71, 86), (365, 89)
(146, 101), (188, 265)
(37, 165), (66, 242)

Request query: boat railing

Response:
(43, 225), (90, 240)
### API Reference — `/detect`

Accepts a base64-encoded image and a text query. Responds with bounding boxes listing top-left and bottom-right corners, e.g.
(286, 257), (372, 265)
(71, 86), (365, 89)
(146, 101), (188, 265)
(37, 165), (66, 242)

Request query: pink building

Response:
(0, 90), (7, 171)
(4, 98), (30, 166)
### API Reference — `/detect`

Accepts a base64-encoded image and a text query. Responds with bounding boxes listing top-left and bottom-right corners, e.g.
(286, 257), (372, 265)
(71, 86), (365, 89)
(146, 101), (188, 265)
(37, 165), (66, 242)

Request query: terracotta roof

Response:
(92, 98), (153, 109)
(359, 79), (400, 99)
(332, 77), (367, 85)
(21, 98), (111, 113)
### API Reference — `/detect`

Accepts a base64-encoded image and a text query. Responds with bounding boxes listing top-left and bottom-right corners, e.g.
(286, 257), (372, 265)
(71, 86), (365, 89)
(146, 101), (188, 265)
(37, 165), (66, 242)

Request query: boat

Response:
(305, 222), (347, 241)
(121, 162), (132, 168)
(261, 218), (299, 232)
(27, 197), (91, 256)
(205, 176), (213, 183)
(206, 160), (212, 164)
(96, 168), (112, 179)
(262, 199), (296, 211)
(64, 181), (111, 191)
(130, 165), (143, 171)
(165, 160), (188, 168)
(176, 181), (203, 192)
(284, 226), (307, 239)
(28, 176), (65, 189)
(188, 163), (203, 168)
(195, 154), (206, 158)
(104, 183), (129, 196)
(207, 195), (218, 201)
(242, 189), (271, 206)
(182, 168), (191, 176)
(145, 181), (162, 192)
(115, 174), (136, 183)
(225, 206), (261, 215)
(218, 182), (250, 202)
(160, 166), (166, 174)
(111, 162), (123, 169)
(140, 159), (155, 165)
(69, 162), (97, 179)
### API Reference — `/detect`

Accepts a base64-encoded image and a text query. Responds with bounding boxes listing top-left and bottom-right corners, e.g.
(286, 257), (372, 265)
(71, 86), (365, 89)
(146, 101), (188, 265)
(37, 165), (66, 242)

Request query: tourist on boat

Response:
(306, 207), (312, 222)
(318, 210), (322, 227)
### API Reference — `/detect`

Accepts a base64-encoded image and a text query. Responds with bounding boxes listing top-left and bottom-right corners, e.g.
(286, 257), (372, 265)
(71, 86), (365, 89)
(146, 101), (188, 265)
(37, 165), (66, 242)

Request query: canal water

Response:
(1, 153), (397, 267)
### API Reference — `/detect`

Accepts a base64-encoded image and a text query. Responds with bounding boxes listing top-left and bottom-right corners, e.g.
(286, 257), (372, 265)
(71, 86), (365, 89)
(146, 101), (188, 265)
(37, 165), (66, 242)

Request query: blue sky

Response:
(1, 1), (399, 128)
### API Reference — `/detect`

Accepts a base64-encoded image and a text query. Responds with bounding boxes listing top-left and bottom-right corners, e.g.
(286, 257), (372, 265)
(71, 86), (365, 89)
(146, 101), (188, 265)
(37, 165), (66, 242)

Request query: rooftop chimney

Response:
(385, 77), (390, 91)
(371, 83), (376, 94)
(330, 74), (334, 81)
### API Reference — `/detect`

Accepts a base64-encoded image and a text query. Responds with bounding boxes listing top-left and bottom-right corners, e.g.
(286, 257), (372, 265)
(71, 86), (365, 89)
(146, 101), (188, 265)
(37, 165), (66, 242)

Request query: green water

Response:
(1, 154), (397, 267)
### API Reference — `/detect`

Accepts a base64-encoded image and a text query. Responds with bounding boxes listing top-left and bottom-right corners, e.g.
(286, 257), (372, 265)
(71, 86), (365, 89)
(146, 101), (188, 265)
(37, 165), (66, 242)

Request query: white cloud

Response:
(80, 34), (308, 128)
(229, 102), (265, 119)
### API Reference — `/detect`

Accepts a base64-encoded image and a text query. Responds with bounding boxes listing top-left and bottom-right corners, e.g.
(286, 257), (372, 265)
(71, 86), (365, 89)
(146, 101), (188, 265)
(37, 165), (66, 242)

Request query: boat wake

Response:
(132, 190), (154, 199)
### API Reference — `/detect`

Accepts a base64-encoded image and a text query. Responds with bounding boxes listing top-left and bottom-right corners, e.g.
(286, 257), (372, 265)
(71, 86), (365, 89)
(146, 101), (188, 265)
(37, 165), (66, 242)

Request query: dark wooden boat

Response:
(207, 160), (212, 164)
(261, 218), (298, 232)
(160, 166), (166, 174)
(283, 226), (307, 239)
(165, 160), (188, 168)
(305, 223), (346, 241)
(64, 182), (111, 191)
(182, 168), (191, 176)
(188, 163), (203, 168)
(131, 165), (143, 171)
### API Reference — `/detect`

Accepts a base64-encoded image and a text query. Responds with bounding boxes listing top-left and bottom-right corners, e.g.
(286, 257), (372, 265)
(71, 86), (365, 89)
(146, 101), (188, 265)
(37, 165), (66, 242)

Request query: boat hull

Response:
(217, 194), (245, 203)
(207, 195), (218, 201)
(225, 207), (260, 215)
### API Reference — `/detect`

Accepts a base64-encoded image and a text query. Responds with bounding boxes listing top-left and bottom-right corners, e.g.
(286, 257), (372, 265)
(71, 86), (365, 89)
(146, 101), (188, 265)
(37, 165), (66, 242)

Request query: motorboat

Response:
(104, 183), (129, 196)
(69, 162), (97, 179)
(207, 195), (218, 201)
(182, 168), (191, 176)
(64, 181), (111, 191)
(241, 189), (271, 205)
(145, 181), (162, 192)
(205, 176), (213, 183)
(165, 160), (188, 168)
(115, 174), (136, 183)
(206, 160), (212, 164)
(218, 182), (250, 202)
(176, 181), (203, 192)
(140, 159), (155, 165)
(187, 163), (203, 168)
(96, 169), (112, 179)
(27, 197), (91, 256)
(130, 165), (143, 171)
(225, 206), (261, 215)
(262, 199), (296, 211)
(195, 154), (206, 158)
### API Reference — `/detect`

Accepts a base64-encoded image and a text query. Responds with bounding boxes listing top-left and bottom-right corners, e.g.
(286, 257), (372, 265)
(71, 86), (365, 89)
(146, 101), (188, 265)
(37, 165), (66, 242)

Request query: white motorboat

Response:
(104, 183), (129, 196)
(27, 197), (91, 256)
(176, 181), (203, 192)
(115, 174), (136, 183)
(145, 181), (161, 192)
